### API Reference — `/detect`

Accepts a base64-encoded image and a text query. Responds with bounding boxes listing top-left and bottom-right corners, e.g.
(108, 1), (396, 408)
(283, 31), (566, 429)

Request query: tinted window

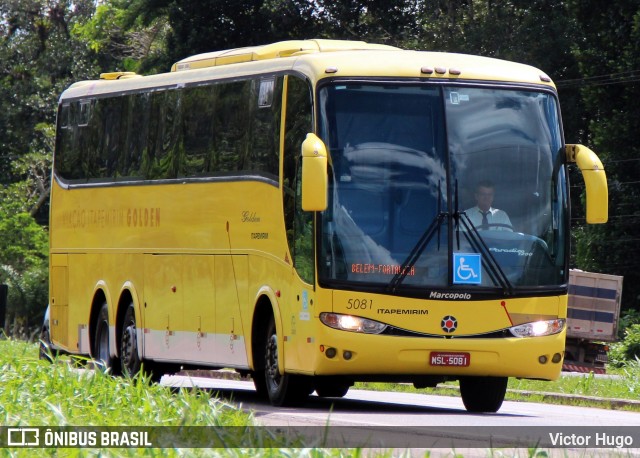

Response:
(55, 76), (283, 184)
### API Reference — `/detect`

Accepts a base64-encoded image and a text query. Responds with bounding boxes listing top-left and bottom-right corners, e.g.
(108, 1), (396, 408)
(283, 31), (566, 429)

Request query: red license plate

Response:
(429, 352), (470, 367)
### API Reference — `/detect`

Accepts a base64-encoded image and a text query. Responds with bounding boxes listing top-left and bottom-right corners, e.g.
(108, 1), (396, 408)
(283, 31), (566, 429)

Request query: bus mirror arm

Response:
(565, 144), (608, 224)
(301, 133), (328, 212)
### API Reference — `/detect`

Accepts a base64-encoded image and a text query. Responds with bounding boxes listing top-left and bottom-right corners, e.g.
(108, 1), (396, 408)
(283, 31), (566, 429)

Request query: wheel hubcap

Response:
(122, 323), (136, 368)
(97, 322), (109, 365)
(266, 334), (280, 388)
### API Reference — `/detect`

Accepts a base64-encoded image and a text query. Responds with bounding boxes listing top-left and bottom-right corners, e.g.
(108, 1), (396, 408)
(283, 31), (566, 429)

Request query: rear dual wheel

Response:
(120, 305), (142, 377)
(120, 305), (171, 381)
(93, 302), (178, 382)
(94, 302), (120, 375)
(94, 303), (145, 379)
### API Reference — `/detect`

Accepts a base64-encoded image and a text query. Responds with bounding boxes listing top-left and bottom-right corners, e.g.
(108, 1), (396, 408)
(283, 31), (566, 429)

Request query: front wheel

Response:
(459, 376), (508, 413)
(263, 317), (311, 406)
(314, 377), (351, 398)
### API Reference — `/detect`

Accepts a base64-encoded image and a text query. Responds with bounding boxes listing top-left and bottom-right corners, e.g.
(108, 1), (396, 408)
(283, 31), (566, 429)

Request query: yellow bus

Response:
(43, 39), (608, 412)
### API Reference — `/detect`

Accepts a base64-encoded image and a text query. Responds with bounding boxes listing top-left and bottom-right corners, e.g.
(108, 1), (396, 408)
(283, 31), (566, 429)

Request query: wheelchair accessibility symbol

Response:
(453, 253), (481, 285)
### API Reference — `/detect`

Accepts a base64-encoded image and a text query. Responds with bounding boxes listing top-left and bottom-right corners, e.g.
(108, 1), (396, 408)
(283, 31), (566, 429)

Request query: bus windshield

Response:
(317, 82), (567, 294)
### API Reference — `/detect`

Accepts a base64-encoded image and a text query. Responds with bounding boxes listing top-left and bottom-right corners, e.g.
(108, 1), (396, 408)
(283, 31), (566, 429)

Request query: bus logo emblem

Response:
(441, 315), (458, 333)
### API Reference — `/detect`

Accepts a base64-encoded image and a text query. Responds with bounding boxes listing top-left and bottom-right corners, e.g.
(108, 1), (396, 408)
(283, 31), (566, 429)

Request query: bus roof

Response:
(170, 39), (399, 71)
(59, 39), (555, 101)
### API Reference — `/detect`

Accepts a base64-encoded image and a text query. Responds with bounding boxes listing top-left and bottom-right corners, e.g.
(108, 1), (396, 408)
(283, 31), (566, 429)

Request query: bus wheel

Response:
(314, 377), (350, 398)
(264, 317), (310, 406)
(39, 323), (57, 363)
(120, 306), (142, 378)
(459, 376), (508, 413)
(94, 303), (119, 375)
(252, 370), (268, 399)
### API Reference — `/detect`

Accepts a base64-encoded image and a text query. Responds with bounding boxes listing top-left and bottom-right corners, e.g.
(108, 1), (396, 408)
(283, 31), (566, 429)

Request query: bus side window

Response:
(250, 76), (282, 180)
(283, 75), (314, 284)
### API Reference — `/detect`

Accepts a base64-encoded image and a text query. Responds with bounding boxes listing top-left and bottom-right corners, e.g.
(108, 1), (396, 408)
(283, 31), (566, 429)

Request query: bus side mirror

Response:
(301, 133), (328, 211)
(566, 144), (608, 224)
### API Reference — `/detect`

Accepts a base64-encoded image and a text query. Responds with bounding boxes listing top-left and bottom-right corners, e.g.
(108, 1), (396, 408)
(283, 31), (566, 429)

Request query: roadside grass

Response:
(1, 339), (636, 457)
(355, 360), (640, 412)
(506, 364), (640, 405)
(0, 339), (379, 458)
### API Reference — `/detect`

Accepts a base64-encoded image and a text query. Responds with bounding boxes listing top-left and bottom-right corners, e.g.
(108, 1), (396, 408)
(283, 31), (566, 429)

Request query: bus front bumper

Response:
(309, 326), (566, 381)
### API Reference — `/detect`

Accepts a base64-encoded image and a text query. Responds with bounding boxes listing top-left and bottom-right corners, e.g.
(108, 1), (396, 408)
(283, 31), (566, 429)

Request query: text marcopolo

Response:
(429, 291), (472, 300)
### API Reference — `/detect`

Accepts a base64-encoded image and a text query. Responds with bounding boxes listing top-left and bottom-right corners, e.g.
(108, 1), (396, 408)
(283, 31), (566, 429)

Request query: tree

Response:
(567, 0), (640, 312)
(108, 0), (328, 72)
(0, 0), (98, 337)
(114, 0), (429, 71)
(312, 0), (424, 46)
(0, 132), (50, 338)
(0, 0), (98, 182)
(72, 0), (170, 73)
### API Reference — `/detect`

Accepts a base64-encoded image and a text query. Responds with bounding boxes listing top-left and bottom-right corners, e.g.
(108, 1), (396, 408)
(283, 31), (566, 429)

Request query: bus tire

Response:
(94, 302), (120, 375)
(252, 370), (268, 399)
(314, 377), (350, 398)
(39, 322), (57, 363)
(38, 307), (58, 363)
(120, 305), (142, 378)
(459, 376), (508, 413)
(264, 316), (311, 406)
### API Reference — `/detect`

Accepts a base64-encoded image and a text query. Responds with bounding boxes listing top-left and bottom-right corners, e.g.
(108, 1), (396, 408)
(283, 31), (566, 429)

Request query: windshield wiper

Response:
(454, 211), (514, 295)
(388, 182), (446, 293)
(387, 181), (514, 295)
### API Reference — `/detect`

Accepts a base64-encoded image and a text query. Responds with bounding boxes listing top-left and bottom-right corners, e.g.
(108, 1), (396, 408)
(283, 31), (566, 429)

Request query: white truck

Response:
(564, 269), (623, 373)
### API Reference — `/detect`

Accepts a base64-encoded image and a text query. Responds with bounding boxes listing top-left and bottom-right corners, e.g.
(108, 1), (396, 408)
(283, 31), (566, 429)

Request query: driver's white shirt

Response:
(463, 206), (512, 231)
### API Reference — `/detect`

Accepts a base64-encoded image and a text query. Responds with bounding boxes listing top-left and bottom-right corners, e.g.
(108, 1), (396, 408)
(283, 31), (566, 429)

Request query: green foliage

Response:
(0, 340), (377, 456)
(0, 0), (85, 338)
(0, 0), (99, 180)
(0, 213), (47, 272)
(567, 0), (640, 313)
(1, 340), (237, 427)
(0, 122), (51, 337)
(148, 0), (325, 68)
(608, 309), (640, 367)
(72, 0), (169, 73)
(609, 324), (640, 368)
(0, 210), (48, 337)
(619, 308), (640, 332)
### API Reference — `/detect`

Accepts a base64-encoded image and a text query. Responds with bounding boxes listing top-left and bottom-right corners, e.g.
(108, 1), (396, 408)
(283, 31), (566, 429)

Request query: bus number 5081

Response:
(346, 298), (372, 310)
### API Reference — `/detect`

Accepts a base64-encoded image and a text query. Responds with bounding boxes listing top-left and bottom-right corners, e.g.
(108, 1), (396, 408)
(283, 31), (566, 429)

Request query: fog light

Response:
(552, 353), (563, 364)
(343, 350), (352, 360)
(325, 347), (337, 359)
(539, 355), (548, 364)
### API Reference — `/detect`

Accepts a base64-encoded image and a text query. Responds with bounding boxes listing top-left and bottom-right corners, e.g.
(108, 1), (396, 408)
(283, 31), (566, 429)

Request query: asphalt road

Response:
(161, 375), (640, 452)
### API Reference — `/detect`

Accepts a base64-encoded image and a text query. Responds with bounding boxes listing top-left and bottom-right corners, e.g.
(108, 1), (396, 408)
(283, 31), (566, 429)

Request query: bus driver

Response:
(464, 180), (513, 231)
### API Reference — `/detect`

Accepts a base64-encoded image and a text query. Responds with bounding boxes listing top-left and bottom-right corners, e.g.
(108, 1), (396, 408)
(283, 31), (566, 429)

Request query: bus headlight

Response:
(320, 313), (387, 334)
(509, 319), (565, 338)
